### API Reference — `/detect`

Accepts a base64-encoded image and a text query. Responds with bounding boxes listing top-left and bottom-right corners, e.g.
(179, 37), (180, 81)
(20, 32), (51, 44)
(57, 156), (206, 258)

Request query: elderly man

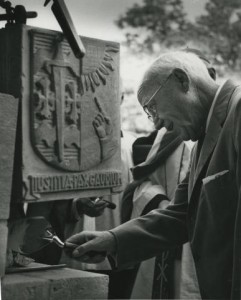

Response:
(66, 51), (241, 299)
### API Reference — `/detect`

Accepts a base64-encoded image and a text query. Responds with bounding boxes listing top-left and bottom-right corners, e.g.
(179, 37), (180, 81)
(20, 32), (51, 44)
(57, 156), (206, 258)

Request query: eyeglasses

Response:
(143, 74), (171, 122)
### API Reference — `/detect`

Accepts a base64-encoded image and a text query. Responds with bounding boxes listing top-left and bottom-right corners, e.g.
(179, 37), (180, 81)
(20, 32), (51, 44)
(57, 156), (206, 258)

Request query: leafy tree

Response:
(116, 0), (190, 53)
(116, 0), (241, 70)
(196, 0), (241, 68)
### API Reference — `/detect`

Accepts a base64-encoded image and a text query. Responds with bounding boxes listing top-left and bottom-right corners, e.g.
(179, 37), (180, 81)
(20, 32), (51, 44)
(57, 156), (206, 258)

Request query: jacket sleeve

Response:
(110, 173), (189, 269)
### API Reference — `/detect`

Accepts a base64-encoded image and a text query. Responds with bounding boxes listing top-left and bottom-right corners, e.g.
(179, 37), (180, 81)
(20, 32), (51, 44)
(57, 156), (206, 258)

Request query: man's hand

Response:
(65, 231), (116, 263)
(75, 197), (109, 217)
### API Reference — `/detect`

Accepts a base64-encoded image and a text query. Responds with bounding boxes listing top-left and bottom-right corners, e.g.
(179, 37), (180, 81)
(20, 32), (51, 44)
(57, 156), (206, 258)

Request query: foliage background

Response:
(1, 0), (241, 136)
(119, 0), (241, 135)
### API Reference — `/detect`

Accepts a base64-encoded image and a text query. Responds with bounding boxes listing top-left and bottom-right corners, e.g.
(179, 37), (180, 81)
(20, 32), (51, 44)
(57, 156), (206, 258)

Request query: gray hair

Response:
(138, 51), (212, 105)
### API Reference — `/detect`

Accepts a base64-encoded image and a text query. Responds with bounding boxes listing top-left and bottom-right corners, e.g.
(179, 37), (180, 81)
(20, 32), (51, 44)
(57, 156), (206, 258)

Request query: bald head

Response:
(138, 51), (214, 107)
(138, 50), (219, 141)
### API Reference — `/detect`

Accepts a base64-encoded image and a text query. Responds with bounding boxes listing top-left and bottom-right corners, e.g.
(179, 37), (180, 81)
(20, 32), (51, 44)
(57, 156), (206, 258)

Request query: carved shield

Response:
(31, 30), (119, 172)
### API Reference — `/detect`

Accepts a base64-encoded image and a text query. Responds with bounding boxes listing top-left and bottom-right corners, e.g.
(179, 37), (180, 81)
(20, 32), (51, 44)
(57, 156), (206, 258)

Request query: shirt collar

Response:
(205, 82), (224, 133)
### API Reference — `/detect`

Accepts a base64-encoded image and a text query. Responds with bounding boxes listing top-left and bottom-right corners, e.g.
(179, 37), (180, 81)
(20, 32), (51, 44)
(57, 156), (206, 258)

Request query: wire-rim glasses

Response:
(143, 74), (171, 122)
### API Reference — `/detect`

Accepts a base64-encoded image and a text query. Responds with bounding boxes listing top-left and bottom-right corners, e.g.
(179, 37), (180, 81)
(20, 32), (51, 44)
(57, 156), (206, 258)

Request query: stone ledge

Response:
(2, 268), (109, 300)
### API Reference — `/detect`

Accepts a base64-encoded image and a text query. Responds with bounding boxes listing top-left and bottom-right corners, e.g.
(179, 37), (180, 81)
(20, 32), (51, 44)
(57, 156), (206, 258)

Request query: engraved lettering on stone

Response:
(29, 171), (122, 195)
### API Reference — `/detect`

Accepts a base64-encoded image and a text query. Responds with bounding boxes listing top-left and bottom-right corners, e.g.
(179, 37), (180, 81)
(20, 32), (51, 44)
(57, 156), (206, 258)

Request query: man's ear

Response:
(208, 67), (216, 81)
(173, 68), (189, 93)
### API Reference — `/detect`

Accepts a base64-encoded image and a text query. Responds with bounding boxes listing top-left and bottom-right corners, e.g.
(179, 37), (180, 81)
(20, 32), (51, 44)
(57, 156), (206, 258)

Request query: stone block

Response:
(26, 268), (109, 300)
(0, 221), (8, 277)
(2, 268), (108, 300)
(0, 25), (122, 203)
(0, 93), (18, 277)
(0, 94), (18, 219)
(2, 273), (48, 300)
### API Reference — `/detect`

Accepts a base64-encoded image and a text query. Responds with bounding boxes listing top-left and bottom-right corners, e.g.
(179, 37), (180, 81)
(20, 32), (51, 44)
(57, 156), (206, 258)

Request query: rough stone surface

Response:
(0, 25), (122, 203)
(2, 268), (109, 300)
(0, 94), (18, 219)
(2, 273), (48, 300)
(0, 94), (18, 277)
(0, 221), (8, 276)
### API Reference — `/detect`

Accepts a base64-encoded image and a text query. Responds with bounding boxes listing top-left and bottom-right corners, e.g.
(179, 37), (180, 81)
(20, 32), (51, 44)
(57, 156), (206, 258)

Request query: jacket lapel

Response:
(193, 116), (221, 183)
(189, 80), (238, 199)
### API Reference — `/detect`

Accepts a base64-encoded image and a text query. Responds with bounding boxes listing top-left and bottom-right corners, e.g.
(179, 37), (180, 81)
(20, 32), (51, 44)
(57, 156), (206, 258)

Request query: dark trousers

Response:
(92, 268), (138, 299)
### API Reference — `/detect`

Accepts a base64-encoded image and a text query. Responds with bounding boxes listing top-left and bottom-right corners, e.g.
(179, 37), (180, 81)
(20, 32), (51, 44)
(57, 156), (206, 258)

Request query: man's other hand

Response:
(75, 197), (109, 217)
(65, 231), (116, 263)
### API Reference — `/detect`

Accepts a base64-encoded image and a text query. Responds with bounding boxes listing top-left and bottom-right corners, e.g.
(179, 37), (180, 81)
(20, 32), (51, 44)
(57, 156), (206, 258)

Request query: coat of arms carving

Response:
(31, 30), (119, 172)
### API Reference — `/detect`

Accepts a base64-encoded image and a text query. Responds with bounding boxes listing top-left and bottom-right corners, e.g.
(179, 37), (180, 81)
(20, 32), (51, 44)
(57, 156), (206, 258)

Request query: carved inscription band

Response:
(29, 171), (122, 194)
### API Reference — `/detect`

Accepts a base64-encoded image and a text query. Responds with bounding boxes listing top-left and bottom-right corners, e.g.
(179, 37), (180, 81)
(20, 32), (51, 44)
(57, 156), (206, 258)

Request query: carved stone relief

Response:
(31, 31), (119, 172)
(0, 26), (121, 202)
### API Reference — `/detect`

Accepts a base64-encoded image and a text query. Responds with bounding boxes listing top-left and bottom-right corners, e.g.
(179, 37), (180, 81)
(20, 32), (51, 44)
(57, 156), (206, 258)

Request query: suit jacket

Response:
(111, 80), (241, 299)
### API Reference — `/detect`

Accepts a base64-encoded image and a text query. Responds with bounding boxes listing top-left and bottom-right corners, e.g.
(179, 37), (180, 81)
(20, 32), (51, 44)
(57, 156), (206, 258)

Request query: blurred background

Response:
(2, 0), (241, 135)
